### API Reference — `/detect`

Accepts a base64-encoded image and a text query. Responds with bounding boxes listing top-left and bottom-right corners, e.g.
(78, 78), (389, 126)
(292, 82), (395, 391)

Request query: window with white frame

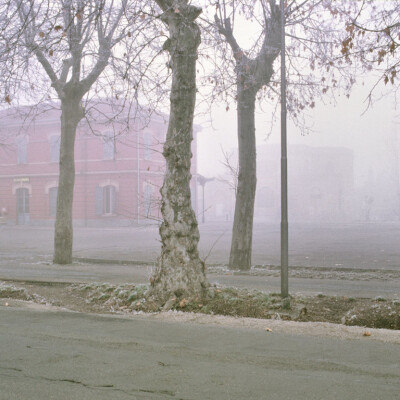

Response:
(50, 135), (61, 163)
(103, 131), (115, 160)
(16, 135), (28, 164)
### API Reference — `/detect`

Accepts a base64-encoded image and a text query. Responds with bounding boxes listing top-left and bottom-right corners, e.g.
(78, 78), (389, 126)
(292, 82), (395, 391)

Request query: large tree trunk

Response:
(53, 96), (84, 264)
(229, 86), (257, 270)
(148, 2), (208, 305)
(214, 3), (281, 271)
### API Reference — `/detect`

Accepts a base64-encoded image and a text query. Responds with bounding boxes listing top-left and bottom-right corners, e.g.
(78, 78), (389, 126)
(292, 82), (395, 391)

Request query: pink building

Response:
(0, 105), (198, 226)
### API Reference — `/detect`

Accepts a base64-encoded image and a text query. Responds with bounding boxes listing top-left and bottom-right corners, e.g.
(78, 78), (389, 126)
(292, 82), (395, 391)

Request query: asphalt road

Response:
(1, 304), (399, 400)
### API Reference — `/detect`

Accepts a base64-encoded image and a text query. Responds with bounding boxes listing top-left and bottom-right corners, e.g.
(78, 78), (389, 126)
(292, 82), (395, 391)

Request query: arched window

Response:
(16, 187), (30, 225)
(96, 185), (116, 215)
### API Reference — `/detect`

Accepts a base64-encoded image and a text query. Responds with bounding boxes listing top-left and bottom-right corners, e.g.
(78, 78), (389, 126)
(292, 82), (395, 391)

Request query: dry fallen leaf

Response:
(363, 331), (371, 337)
(179, 298), (188, 308)
(300, 307), (308, 316)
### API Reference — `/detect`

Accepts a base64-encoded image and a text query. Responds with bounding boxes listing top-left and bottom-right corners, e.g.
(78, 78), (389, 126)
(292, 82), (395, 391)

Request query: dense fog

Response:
(197, 77), (400, 224)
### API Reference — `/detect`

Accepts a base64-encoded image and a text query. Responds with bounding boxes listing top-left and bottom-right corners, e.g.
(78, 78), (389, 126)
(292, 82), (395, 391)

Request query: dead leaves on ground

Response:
(179, 298), (189, 308)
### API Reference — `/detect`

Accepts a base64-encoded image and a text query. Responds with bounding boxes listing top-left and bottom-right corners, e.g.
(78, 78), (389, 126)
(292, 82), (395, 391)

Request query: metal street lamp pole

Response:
(280, 0), (289, 299)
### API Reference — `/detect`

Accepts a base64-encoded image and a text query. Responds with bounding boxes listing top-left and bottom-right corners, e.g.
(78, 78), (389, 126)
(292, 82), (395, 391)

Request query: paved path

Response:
(1, 223), (400, 298)
(1, 304), (399, 400)
(1, 222), (400, 269)
(1, 253), (400, 298)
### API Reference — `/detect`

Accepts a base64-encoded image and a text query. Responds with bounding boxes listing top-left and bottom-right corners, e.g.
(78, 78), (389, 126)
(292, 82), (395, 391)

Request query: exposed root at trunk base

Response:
(146, 257), (211, 310)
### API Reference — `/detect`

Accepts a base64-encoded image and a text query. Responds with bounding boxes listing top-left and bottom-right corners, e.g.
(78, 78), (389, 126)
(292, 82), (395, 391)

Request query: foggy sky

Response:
(196, 74), (399, 189)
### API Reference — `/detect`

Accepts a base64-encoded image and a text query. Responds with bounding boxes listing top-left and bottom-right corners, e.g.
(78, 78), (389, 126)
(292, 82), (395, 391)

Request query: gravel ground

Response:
(1, 280), (399, 339)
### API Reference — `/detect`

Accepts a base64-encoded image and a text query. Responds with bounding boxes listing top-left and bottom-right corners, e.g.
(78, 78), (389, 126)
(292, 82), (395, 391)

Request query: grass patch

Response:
(10, 281), (399, 331)
(0, 282), (31, 301)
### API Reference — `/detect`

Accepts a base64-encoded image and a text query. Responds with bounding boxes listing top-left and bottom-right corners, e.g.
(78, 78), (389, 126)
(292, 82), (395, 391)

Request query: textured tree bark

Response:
(229, 86), (257, 270)
(14, 1), (127, 265)
(214, 3), (281, 271)
(148, 1), (208, 305)
(53, 94), (84, 264)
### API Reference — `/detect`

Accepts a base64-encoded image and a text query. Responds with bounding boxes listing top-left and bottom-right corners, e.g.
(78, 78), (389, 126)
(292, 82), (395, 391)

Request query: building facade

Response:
(255, 144), (354, 222)
(0, 105), (198, 226)
(201, 144), (355, 223)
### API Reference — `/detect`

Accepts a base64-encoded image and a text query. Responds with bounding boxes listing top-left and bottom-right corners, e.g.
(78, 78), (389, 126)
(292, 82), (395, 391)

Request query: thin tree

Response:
(1, 0), (152, 264)
(214, 0), (281, 270)
(147, 0), (209, 306)
(203, 0), (356, 270)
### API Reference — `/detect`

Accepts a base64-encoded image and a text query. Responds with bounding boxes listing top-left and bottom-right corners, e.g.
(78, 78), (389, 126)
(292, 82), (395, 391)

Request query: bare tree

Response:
(147, 0), (209, 306)
(213, 0), (281, 270)
(201, 0), (357, 270)
(219, 148), (238, 195)
(1, 0), (157, 264)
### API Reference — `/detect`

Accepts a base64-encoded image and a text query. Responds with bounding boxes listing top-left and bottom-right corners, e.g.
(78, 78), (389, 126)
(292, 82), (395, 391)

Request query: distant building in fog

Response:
(255, 144), (354, 222)
(200, 144), (354, 223)
(0, 105), (198, 226)
(195, 176), (235, 222)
